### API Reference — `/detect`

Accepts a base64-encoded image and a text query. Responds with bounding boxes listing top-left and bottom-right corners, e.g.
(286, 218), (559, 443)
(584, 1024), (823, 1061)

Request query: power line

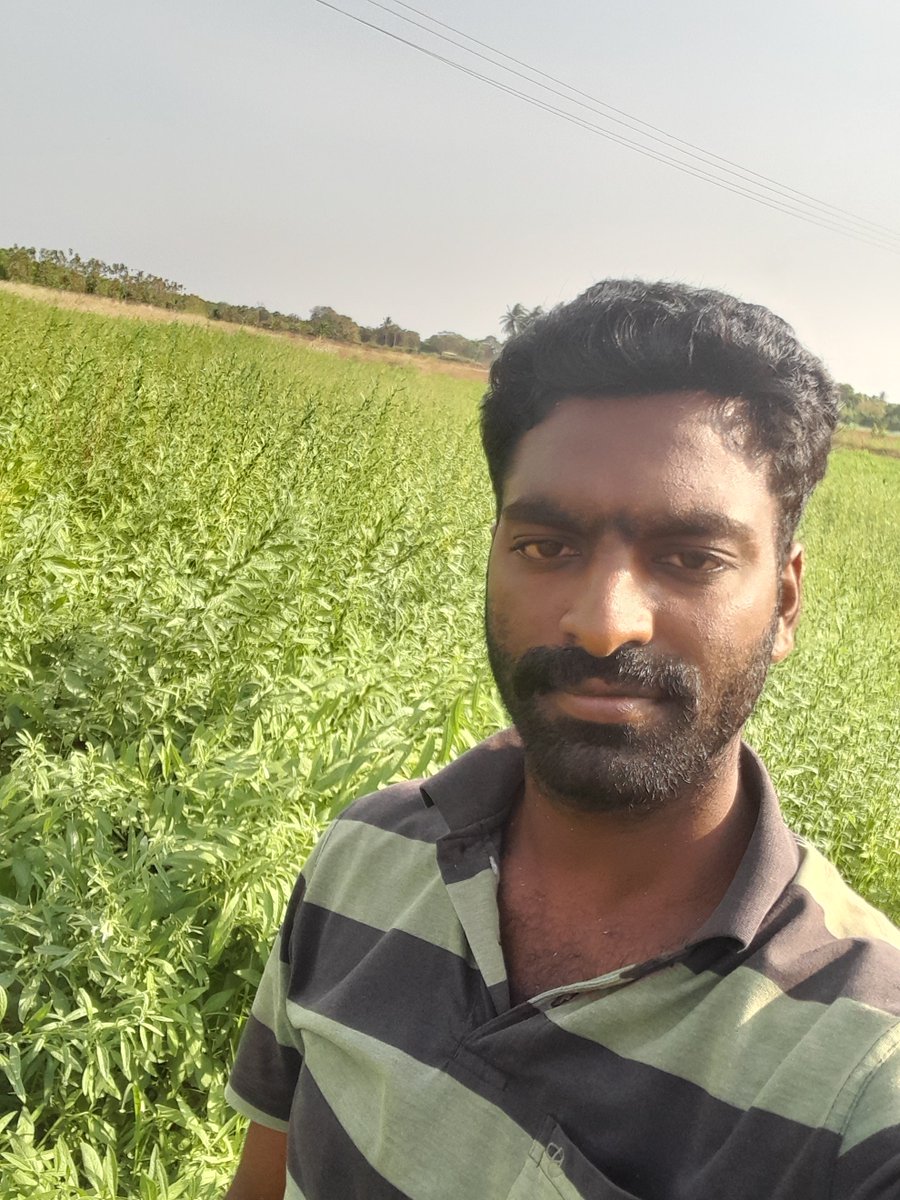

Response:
(312, 0), (900, 256)
(366, 0), (900, 250)
(382, 0), (900, 246)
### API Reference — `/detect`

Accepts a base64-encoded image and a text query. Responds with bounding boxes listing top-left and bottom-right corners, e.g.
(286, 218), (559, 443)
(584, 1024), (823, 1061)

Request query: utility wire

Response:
(369, 0), (900, 249)
(312, 0), (900, 255)
(383, 0), (900, 246)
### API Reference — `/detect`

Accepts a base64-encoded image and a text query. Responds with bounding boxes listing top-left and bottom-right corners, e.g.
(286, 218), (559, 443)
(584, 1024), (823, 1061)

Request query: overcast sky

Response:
(3, 0), (898, 398)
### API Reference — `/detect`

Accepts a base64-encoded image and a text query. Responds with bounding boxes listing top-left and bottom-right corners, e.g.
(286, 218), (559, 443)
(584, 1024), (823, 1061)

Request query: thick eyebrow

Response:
(501, 497), (588, 530)
(500, 496), (759, 549)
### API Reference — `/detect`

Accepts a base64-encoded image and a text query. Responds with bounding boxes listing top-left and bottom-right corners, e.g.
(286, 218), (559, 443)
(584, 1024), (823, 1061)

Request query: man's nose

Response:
(558, 555), (654, 658)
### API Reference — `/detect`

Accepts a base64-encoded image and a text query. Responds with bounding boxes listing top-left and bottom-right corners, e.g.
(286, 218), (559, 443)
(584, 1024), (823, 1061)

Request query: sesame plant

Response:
(0, 292), (896, 1197)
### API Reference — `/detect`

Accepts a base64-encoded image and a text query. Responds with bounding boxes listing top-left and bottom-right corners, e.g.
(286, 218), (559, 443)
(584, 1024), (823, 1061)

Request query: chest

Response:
(497, 873), (697, 1005)
(284, 906), (847, 1200)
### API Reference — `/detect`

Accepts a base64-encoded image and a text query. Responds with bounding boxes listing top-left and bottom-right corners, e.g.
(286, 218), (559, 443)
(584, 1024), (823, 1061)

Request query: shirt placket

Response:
(436, 824), (510, 1015)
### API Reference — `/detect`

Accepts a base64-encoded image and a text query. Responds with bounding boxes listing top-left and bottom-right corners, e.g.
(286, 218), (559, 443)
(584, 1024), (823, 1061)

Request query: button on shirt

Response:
(226, 729), (900, 1200)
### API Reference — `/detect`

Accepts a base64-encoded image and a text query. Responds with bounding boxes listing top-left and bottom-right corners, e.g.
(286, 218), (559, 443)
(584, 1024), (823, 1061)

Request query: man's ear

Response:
(772, 543), (803, 662)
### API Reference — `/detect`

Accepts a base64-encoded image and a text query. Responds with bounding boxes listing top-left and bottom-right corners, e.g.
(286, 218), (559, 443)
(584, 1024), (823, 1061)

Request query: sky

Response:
(2, 0), (898, 399)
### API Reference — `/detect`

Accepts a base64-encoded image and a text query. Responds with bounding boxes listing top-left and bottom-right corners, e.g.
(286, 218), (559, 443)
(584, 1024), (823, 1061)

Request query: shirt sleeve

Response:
(224, 846), (322, 1131)
(831, 1027), (900, 1200)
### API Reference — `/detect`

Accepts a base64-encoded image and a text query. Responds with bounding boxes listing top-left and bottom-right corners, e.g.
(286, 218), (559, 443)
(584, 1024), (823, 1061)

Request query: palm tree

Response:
(500, 303), (545, 339)
(500, 303), (528, 338)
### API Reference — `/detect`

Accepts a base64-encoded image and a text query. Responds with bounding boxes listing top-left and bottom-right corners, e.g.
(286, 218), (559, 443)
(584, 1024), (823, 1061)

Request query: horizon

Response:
(2, 1), (898, 399)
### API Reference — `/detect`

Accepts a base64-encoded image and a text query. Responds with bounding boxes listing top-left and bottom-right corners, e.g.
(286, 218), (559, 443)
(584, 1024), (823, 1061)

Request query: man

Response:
(223, 280), (899, 1199)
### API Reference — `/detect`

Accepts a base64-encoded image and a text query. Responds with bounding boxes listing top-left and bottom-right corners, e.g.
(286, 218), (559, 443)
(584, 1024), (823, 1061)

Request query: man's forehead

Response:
(507, 393), (765, 482)
(501, 393), (778, 540)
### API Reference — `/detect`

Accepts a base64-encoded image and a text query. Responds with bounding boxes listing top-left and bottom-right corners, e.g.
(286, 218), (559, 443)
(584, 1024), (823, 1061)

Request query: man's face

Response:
(485, 393), (802, 814)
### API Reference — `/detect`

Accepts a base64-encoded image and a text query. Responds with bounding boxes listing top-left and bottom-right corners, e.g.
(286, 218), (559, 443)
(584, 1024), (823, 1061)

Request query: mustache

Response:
(511, 645), (699, 705)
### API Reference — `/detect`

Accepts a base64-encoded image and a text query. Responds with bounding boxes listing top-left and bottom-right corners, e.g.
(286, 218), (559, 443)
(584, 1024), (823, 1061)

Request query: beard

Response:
(485, 607), (778, 815)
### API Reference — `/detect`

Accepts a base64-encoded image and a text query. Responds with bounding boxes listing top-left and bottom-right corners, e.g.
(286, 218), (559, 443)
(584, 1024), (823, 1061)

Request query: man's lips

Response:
(562, 679), (664, 700)
(546, 678), (665, 721)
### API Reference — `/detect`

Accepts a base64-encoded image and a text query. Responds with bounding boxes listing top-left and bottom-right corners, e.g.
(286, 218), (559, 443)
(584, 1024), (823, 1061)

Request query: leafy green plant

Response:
(0, 291), (896, 1196)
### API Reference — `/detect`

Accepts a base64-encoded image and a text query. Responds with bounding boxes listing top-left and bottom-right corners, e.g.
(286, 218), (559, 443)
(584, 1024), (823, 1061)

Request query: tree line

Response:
(1, 247), (895, 420)
(0, 246), (500, 365)
(837, 383), (900, 434)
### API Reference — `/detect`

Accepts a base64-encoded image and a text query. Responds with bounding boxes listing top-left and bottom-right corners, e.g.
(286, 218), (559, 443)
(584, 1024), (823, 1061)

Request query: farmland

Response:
(0, 290), (898, 1198)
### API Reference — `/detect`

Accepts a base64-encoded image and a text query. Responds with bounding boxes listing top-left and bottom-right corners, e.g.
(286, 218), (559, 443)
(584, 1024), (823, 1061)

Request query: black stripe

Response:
(285, 902), (494, 1057)
(778, 937), (900, 1014)
(435, 822), (507, 886)
(288, 1067), (411, 1199)
(279, 872), (308, 966)
(832, 1127), (900, 1197)
(418, 728), (524, 830)
(688, 889), (900, 1014)
(229, 1013), (302, 1123)
(283, 903), (847, 1196)
(339, 782), (448, 843)
(456, 1021), (842, 1200)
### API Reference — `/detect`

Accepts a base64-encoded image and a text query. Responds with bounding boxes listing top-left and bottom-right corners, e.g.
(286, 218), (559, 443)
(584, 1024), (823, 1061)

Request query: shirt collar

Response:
(419, 730), (799, 951)
(686, 742), (800, 949)
(419, 727), (524, 832)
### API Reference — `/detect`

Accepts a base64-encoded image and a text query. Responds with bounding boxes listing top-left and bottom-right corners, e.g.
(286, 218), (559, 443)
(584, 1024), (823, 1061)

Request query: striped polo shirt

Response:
(226, 729), (900, 1199)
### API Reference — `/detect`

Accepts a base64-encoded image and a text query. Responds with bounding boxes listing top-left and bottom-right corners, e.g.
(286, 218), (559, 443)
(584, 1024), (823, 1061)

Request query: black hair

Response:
(481, 279), (838, 553)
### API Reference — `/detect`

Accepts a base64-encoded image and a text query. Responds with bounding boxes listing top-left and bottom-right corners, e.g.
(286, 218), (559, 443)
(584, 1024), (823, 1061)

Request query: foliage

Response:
(306, 306), (361, 344)
(419, 330), (499, 364)
(499, 303), (544, 338)
(0, 246), (497, 361)
(359, 316), (420, 353)
(746, 450), (900, 918)
(837, 382), (900, 433)
(0, 246), (200, 312)
(0, 293), (500, 1196)
(0, 290), (897, 1197)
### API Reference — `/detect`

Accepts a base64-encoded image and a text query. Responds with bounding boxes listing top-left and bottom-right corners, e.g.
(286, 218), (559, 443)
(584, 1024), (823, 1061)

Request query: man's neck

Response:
(510, 739), (756, 916)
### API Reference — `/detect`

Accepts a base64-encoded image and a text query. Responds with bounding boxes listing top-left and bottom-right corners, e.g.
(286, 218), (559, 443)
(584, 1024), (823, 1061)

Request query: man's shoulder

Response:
(756, 834), (900, 1020)
(329, 729), (523, 842)
(791, 835), (900, 951)
(333, 773), (447, 843)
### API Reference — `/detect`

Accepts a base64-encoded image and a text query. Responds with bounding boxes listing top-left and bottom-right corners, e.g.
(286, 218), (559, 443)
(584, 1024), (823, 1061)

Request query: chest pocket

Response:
(507, 1119), (644, 1200)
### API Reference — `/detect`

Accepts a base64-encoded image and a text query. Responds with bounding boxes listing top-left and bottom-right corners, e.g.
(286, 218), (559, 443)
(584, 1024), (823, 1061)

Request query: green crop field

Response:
(0, 291), (898, 1198)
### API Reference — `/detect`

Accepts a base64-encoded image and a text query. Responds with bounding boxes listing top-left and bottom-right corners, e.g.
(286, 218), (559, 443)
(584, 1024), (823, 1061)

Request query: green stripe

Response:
(550, 962), (896, 1130)
(251, 941), (303, 1050)
(291, 1003), (533, 1199)
(795, 843), (900, 948)
(838, 1024), (900, 1153)
(223, 1082), (290, 1134)
(304, 819), (471, 961)
(445, 871), (507, 989)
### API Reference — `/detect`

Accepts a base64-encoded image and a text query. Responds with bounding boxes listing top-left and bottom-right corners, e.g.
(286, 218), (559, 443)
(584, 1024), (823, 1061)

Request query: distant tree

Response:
(362, 317), (420, 351)
(500, 303), (528, 338)
(396, 328), (421, 353)
(500, 303), (544, 339)
(422, 331), (471, 358)
(376, 316), (402, 348)
(477, 335), (502, 364)
(857, 395), (888, 424)
(308, 306), (360, 343)
(836, 383), (898, 433)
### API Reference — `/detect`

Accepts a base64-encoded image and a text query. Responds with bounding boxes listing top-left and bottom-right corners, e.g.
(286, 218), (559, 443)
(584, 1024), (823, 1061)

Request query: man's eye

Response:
(514, 540), (577, 561)
(659, 550), (725, 572)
